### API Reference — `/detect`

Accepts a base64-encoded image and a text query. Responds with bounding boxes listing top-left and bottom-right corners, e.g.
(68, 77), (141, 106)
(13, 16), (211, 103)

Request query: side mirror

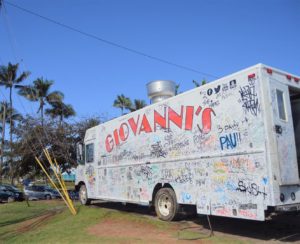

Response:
(76, 142), (84, 164)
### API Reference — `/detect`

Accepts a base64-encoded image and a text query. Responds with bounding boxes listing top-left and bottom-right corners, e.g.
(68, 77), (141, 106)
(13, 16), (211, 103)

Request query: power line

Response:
(3, 0), (219, 79)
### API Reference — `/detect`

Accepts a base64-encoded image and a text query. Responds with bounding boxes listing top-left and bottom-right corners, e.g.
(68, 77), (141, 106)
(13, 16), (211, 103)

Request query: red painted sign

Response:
(105, 105), (215, 152)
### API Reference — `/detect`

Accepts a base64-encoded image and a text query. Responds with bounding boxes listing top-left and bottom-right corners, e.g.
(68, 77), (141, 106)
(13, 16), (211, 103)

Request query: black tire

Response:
(154, 188), (179, 221)
(79, 184), (91, 205)
(45, 194), (52, 200)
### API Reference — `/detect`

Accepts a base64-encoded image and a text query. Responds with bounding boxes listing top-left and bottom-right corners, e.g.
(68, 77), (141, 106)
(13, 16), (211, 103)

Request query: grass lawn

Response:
(0, 200), (244, 243)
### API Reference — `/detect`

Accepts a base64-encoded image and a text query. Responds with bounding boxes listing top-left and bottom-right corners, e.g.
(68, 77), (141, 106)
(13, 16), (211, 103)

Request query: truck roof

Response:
(85, 63), (300, 136)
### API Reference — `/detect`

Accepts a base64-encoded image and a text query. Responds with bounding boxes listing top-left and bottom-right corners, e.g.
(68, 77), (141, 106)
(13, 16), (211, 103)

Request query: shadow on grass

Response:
(90, 201), (300, 242)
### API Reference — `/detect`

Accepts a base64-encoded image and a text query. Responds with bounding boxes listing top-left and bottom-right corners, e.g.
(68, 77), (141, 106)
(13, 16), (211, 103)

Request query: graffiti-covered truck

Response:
(75, 64), (300, 221)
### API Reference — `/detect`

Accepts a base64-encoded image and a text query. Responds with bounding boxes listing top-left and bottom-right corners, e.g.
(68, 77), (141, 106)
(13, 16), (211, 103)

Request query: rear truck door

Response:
(270, 79), (299, 185)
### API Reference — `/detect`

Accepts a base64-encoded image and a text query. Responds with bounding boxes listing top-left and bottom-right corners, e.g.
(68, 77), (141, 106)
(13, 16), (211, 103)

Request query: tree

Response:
(18, 78), (63, 127)
(46, 99), (75, 124)
(193, 79), (206, 87)
(0, 62), (29, 181)
(175, 83), (181, 95)
(0, 101), (8, 182)
(0, 103), (22, 183)
(129, 99), (147, 112)
(113, 94), (132, 115)
(13, 115), (101, 180)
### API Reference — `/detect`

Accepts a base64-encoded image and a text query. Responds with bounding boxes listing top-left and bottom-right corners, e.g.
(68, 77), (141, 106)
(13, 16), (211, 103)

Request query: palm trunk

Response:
(60, 115), (63, 127)
(0, 104), (6, 183)
(41, 102), (44, 128)
(9, 86), (13, 183)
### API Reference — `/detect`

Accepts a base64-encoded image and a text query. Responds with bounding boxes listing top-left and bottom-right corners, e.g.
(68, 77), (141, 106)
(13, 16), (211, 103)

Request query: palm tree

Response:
(0, 102), (22, 182)
(0, 101), (8, 182)
(0, 62), (29, 175)
(193, 79), (206, 87)
(113, 94), (132, 115)
(45, 100), (75, 124)
(18, 78), (63, 127)
(175, 83), (180, 95)
(129, 99), (147, 112)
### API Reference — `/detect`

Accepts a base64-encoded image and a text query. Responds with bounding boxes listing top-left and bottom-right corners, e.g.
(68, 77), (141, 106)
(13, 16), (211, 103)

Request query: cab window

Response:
(276, 89), (287, 121)
(86, 143), (94, 163)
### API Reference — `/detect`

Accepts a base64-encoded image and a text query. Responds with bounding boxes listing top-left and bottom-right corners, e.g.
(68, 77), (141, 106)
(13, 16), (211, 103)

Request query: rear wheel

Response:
(79, 184), (91, 205)
(154, 188), (179, 221)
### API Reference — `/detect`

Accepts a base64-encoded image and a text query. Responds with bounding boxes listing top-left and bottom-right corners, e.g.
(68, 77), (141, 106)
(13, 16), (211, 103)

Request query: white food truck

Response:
(75, 64), (300, 221)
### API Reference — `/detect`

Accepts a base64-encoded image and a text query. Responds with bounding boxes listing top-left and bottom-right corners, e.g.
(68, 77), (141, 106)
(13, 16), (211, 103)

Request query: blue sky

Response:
(0, 0), (299, 121)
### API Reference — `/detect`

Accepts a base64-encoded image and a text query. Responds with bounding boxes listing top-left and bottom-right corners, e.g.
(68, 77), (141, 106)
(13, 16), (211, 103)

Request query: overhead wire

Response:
(1, 0), (75, 157)
(1, 3), (78, 214)
(0, 2), (49, 155)
(3, 0), (219, 79)
(0, 2), (71, 184)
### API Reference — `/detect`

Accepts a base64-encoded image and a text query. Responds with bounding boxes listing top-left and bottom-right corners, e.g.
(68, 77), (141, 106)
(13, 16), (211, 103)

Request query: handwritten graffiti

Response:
(139, 165), (153, 180)
(238, 209), (257, 219)
(150, 142), (167, 158)
(239, 79), (260, 116)
(236, 180), (267, 199)
(219, 132), (241, 150)
(175, 172), (193, 184)
(85, 165), (95, 185)
(239, 203), (257, 210)
(181, 192), (192, 203)
(161, 168), (193, 184)
(217, 121), (239, 134)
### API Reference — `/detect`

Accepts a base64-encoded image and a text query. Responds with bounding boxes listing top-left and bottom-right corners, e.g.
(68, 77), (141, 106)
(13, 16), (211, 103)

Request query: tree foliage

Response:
(18, 78), (64, 126)
(113, 94), (132, 115)
(129, 99), (147, 112)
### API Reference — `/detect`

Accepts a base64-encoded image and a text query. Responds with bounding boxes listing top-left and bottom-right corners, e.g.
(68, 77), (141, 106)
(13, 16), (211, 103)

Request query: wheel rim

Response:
(80, 187), (87, 204)
(158, 193), (172, 217)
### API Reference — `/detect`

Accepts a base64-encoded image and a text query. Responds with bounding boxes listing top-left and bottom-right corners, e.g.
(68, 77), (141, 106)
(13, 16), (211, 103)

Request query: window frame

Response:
(85, 143), (94, 163)
(276, 89), (287, 122)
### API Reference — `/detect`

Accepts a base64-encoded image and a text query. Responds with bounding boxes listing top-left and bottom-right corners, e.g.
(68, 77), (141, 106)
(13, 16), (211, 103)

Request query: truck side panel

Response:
(91, 66), (269, 220)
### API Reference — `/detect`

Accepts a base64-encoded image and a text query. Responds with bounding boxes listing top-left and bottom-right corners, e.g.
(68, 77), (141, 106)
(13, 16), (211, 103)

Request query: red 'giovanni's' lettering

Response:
(128, 116), (140, 135)
(104, 105), (215, 153)
(202, 108), (216, 133)
(139, 115), (153, 134)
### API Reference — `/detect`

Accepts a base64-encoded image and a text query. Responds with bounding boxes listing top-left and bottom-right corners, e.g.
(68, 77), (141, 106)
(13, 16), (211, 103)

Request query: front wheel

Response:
(154, 188), (179, 221)
(79, 184), (91, 205)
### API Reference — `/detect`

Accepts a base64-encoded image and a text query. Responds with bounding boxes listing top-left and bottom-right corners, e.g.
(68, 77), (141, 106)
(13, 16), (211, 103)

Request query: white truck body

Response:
(76, 64), (300, 221)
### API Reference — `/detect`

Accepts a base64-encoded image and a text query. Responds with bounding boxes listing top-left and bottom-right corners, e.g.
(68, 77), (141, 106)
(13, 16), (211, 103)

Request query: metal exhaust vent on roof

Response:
(147, 80), (176, 104)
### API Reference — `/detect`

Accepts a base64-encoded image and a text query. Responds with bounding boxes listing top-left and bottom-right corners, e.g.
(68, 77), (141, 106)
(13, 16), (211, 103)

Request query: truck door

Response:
(84, 141), (97, 197)
(270, 79), (299, 185)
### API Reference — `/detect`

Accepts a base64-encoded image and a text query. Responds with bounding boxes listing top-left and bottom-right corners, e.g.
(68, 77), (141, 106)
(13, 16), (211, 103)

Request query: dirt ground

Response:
(4, 200), (300, 243)
(88, 219), (180, 243)
(89, 201), (300, 243)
